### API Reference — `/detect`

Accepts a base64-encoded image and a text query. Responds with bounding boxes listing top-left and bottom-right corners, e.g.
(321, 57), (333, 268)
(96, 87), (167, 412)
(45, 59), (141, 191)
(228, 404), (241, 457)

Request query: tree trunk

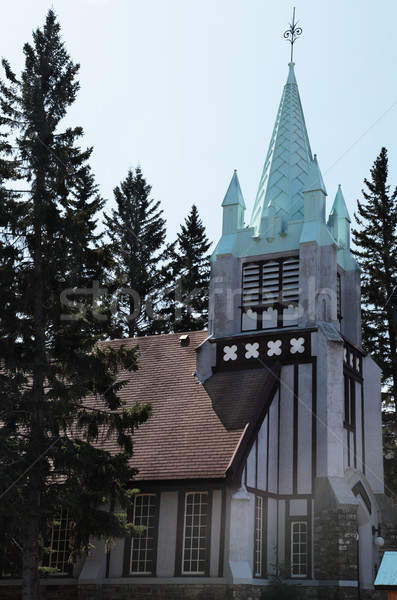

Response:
(22, 178), (46, 600)
(22, 484), (41, 600)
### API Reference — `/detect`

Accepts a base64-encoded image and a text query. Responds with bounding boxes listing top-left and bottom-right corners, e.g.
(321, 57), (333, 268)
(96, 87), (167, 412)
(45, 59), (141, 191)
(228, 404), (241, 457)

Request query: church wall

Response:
(156, 491), (178, 577)
(362, 356), (383, 493)
(315, 329), (345, 478)
(208, 255), (241, 337)
(279, 365), (294, 495)
(340, 269), (361, 346)
(298, 363), (313, 494)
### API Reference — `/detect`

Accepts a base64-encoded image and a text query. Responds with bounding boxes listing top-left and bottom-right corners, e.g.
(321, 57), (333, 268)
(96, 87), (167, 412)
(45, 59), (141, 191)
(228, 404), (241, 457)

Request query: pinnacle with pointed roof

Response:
(250, 62), (314, 238)
(328, 184), (351, 249)
(222, 170), (246, 208)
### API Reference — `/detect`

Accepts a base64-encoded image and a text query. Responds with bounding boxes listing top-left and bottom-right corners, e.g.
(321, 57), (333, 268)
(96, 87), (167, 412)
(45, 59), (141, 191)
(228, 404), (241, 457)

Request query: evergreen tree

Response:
(104, 167), (167, 337)
(352, 147), (397, 499)
(161, 204), (211, 332)
(352, 147), (397, 407)
(0, 12), (151, 599)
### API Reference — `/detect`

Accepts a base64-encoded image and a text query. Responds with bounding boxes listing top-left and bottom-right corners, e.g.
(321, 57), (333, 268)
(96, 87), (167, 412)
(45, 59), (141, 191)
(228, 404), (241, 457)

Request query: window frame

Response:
(42, 508), (73, 577)
(241, 256), (300, 332)
(175, 490), (212, 577)
(289, 520), (308, 579)
(253, 495), (267, 578)
(123, 492), (159, 577)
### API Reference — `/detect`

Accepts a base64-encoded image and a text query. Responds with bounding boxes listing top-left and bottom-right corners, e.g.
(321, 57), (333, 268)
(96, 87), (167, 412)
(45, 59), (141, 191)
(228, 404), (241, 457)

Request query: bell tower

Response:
(200, 47), (394, 595)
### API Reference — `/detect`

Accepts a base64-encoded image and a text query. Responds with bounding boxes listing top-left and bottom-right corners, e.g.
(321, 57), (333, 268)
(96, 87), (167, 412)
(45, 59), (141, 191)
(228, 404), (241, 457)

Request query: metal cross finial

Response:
(283, 7), (302, 62)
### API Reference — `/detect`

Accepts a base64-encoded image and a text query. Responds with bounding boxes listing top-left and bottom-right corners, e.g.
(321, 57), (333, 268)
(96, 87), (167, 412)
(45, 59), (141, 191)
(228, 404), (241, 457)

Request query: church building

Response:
(3, 55), (397, 600)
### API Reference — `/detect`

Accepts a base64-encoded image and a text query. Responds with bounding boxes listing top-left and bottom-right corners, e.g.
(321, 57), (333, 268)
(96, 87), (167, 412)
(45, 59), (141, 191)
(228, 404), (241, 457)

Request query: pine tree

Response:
(352, 147), (397, 499)
(161, 204), (211, 332)
(352, 147), (397, 407)
(104, 167), (167, 337)
(0, 12), (151, 599)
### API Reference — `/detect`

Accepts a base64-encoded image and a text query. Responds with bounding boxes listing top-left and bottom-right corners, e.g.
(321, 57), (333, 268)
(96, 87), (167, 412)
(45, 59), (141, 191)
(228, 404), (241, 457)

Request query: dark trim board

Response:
(293, 363), (299, 495)
(312, 357), (317, 486)
(218, 488), (226, 578)
(130, 479), (229, 492)
(245, 485), (313, 501)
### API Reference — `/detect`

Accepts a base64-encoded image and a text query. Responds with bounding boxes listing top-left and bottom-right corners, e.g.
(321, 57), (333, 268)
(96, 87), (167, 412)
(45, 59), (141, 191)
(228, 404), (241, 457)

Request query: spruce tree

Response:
(104, 167), (167, 337)
(161, 204), (211, 332)
(0, 12), (151, 599)
(352, 147), (397, 499)
(352, 147), (397, 406)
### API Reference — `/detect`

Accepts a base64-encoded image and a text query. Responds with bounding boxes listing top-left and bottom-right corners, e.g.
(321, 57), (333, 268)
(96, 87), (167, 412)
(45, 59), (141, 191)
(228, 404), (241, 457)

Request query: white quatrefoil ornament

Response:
(267, 340), (282, 357)
(245, 342), (259, 359)
(290, 337), (305, 354)
(223, 345), (238, 361)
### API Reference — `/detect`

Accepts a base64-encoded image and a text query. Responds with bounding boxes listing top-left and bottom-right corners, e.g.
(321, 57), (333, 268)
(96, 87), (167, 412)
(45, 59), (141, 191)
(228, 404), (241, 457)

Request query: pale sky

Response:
(2, 0), (397, 247)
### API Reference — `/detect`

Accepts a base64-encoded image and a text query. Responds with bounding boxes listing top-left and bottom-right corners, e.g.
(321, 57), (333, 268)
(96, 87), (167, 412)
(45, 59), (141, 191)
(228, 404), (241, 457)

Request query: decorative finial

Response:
(283, 7), (302, 62)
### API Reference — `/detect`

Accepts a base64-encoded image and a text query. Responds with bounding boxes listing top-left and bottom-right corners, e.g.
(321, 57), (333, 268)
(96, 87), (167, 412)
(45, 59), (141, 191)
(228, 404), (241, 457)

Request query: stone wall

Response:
(314, 507), (358, 582)
(0, 583), (388, 600)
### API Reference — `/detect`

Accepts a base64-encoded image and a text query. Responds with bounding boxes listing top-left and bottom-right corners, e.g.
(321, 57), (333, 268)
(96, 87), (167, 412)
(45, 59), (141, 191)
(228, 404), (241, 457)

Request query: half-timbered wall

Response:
(244, 362), (315, 497)
(241, 360), (316, 579)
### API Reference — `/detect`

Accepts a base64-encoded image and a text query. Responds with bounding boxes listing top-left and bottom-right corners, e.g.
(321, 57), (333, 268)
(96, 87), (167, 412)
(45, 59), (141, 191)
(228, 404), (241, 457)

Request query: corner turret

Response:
(328, 185), (351, 249)
(221, 170), (246, 235)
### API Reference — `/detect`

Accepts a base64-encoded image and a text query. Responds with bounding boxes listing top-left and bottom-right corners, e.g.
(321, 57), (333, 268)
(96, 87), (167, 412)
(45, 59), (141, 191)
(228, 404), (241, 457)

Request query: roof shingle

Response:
(97, 331), (275, 481)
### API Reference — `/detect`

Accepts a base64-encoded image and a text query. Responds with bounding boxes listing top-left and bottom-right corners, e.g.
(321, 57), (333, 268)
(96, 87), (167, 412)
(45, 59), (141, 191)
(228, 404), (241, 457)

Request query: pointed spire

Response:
(303, 155), (327, 223)
(328, 185), (351, 248)
(221, 170), (245, 235)
(250, 62), (313, 238)
(330, 184), (351, 221)
(222, 170), (246, 208)
(304, 155), (327, 195)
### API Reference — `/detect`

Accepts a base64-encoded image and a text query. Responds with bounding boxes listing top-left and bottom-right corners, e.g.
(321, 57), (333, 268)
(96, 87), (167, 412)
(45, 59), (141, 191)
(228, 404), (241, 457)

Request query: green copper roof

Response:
(222, 170), (246, 208)
(304, 154), (327, 194)
(330, 184), (351, 221)
(250, 62), (312, 238)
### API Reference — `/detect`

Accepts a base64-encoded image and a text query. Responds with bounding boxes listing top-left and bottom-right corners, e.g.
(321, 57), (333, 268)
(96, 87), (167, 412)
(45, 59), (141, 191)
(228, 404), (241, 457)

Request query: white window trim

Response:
(254, 496), (263, 577)
(181, 492), (208, 575)
(129, 493), (157, 575)
(290, 520), (308, 578)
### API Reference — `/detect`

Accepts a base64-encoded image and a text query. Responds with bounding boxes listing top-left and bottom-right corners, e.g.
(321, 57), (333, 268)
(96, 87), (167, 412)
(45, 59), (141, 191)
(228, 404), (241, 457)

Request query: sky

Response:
(1, 0), (397, 247)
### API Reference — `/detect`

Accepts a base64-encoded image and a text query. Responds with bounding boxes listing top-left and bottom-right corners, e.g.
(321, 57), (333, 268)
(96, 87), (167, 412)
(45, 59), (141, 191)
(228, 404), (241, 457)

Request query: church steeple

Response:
(249, 62), (313, 238)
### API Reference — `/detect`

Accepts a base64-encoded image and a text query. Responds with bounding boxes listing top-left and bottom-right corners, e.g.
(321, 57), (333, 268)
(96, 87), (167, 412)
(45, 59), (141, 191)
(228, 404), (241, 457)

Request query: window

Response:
(242, 257), (299, 331)
(344, 375), (356, 429)
(290, 521), (307, 578)
(337, 273), (341, 320)
(129, 494), (157, 575)
(254, 496), (264, 577)
(47, 508), (72, 575)
(182, 492), (208, 574)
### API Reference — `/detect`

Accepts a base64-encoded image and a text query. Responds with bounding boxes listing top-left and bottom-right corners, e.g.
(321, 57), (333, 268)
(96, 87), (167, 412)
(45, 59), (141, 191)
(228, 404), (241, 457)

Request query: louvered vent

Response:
(242, 264), (260, 306)
(337, 273), (341, 317)
(281, 257), (299, 304)
(262, 261), (280, 305)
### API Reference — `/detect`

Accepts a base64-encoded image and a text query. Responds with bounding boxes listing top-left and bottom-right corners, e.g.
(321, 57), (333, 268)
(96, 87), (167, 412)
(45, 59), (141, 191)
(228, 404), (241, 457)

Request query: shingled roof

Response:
(98, 331), (277, 482)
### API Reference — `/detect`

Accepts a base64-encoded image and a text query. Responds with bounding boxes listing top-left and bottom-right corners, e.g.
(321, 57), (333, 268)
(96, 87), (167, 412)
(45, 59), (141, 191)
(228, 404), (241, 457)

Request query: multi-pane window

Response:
(48, 508), (72, 575)
(242, 257), (299, 331)
(130, 494), (157, 575)
(254, 496), (264, 577)
(291, 521), (307, 578)
(182, 492), (208, 574)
